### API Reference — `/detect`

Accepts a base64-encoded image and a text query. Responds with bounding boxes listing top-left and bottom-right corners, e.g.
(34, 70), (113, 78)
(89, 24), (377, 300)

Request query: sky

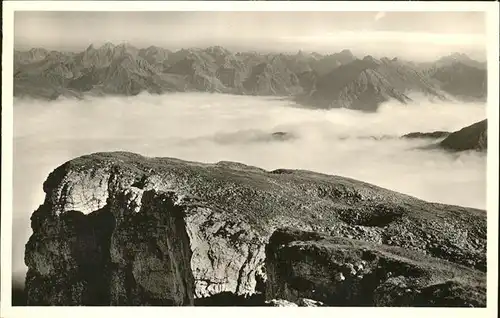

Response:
(14, 11), (487, 61)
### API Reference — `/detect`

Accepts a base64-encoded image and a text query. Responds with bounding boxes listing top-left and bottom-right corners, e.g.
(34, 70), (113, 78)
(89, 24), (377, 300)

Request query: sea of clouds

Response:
(11, 92), (487, 285)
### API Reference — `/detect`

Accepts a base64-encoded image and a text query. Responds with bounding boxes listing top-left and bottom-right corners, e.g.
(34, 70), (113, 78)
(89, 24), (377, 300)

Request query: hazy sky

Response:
(15, 11), (487, 60)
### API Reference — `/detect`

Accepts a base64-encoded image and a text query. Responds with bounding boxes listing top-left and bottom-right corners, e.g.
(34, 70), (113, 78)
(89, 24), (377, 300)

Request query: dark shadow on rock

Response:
(66, 207), (116, 306)
(25, 206), (116, 306)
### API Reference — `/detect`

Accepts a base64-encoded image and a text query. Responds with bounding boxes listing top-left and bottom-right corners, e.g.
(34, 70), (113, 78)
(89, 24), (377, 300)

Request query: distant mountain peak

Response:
(339, 49), (354, 56)
(113, 43), (139, 58)
(380, 57), (391, 64)
(99, 42), (115, 51)
(116, 42), (136, 50)
(29, 47), (48, 54)
(433, 51), (486, 70)
(206, 45), (230, 54)
(144, 45), (168, 52)
(437, 52), (474, 64)
(448, 52), (471, 60)
(362, 55), (379, 63)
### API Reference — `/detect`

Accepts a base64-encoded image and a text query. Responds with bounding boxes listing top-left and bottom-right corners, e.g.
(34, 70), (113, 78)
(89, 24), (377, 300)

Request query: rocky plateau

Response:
(24, 151), (487, 306)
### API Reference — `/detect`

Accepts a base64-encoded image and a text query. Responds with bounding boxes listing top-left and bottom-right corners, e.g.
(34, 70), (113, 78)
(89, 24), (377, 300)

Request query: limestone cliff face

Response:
(265, 228), (486, 307)
(25, 152), (486, 305)
(26, 187), (195, 305)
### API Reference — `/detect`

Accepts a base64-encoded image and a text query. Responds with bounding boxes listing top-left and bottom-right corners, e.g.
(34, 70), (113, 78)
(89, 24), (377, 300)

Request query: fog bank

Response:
(12, 92), (487, 285)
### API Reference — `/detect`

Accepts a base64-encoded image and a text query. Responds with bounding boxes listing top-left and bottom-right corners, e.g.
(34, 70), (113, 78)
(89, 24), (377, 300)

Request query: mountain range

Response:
(13, 43), (487, 111)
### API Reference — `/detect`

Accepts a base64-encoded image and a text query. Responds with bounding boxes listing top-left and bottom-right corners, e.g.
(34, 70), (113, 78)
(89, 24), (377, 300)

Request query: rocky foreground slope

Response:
(266, 228), (485, 307)
(25, 152), (486, 306)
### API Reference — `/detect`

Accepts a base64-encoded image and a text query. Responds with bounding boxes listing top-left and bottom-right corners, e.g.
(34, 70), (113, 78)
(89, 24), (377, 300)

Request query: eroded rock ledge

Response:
(25, 152), (486, 305)
(265, 228), (486, 307)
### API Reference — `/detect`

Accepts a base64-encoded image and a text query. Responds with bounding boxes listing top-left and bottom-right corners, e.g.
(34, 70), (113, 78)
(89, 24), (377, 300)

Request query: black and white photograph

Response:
(1, 1), (499, 315)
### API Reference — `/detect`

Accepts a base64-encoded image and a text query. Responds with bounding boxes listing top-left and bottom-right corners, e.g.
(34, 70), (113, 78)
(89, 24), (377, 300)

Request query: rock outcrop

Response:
(265, 228), (486, 307)
(440, 119), (487, 152)
(25, 152), (486, 305)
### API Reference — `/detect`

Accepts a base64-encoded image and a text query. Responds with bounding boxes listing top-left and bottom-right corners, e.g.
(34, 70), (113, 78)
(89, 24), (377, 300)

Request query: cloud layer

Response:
(12, 92), (487, 284)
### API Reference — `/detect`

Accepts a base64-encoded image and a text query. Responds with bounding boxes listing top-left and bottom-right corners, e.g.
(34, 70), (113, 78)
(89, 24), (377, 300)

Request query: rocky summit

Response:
(24, 152), (486, 306)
